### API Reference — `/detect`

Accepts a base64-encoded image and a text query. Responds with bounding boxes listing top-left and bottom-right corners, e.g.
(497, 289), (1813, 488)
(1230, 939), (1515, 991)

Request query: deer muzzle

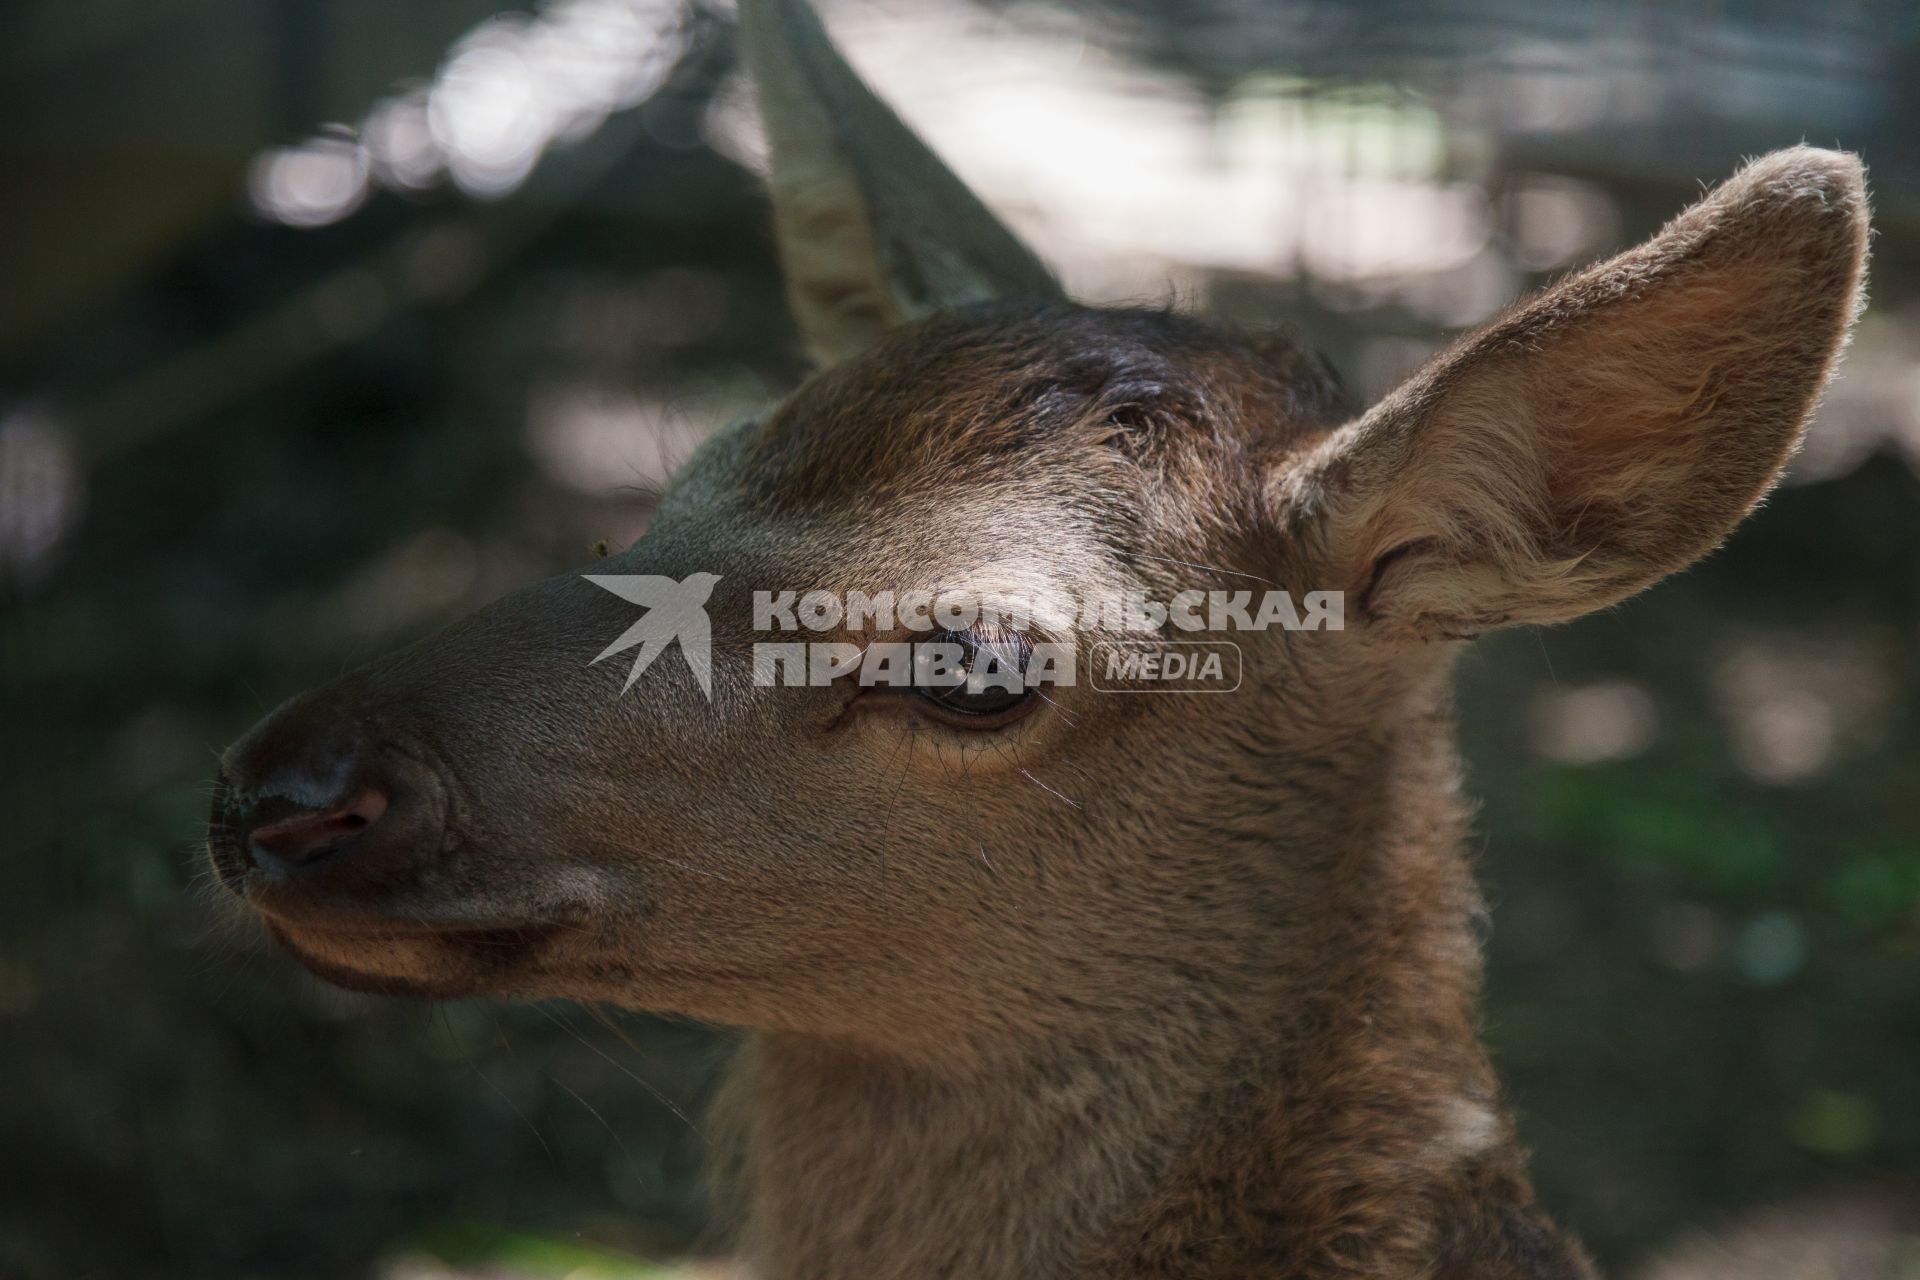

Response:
(208, 688), (454, 926)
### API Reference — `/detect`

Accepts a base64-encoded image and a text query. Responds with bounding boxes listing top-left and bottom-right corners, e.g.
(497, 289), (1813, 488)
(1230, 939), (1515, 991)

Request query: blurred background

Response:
(3, 0), (1918, 1276)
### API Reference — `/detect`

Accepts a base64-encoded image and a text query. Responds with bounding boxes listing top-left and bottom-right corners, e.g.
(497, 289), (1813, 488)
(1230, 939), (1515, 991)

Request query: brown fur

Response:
(1294, 148), (1871, 639)
(206, 1), (1871, 1274)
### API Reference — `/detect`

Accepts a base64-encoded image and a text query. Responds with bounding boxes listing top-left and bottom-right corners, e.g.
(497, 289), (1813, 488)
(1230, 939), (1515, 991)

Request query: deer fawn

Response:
(207, 0), (1870, 1275)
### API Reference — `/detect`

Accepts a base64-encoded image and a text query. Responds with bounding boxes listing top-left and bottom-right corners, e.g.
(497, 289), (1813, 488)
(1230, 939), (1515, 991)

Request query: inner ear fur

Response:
(1290, 146), (1869, 638)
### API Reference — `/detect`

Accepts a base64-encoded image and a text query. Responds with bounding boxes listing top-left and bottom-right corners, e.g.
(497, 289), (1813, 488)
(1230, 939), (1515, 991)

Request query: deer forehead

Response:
(725, 301), (1348, 522)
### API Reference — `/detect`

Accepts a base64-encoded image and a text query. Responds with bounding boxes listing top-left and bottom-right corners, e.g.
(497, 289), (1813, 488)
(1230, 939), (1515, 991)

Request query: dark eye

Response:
(916, 628), (1036, 721)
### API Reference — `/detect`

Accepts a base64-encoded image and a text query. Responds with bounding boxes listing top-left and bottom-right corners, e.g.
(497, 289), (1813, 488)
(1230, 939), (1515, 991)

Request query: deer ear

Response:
(1287, 147), (1869, 638)
(738, 0), (1062, 367)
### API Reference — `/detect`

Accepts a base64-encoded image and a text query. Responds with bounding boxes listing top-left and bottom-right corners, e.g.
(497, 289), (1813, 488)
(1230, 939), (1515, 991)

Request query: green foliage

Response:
(406, 1222), (701, 1278)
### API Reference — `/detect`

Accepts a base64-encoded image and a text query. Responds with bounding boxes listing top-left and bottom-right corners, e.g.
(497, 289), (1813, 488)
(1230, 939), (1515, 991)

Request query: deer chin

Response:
(254, 901), (582, 1000)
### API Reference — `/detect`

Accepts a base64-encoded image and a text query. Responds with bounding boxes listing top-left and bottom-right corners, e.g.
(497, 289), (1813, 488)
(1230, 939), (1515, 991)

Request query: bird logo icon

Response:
(583, 572), (722, 698)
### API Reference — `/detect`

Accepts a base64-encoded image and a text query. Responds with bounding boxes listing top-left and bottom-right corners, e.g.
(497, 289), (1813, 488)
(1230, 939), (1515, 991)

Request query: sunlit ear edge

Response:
(1269, 146), (1870, 641)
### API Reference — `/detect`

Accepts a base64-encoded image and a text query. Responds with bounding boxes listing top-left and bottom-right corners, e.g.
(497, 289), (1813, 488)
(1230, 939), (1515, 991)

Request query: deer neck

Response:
(719, 679), (1570, 1280)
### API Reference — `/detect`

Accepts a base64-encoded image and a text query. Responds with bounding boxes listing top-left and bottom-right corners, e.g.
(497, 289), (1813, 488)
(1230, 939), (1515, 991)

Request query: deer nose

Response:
(210, 673), (459, 908)
(210, 688), (449, 896)
(241, 787), (390, 874)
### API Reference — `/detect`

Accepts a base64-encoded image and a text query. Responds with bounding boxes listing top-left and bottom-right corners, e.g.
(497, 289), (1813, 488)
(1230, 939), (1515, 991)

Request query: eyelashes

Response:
(916, 626), (1037, 721)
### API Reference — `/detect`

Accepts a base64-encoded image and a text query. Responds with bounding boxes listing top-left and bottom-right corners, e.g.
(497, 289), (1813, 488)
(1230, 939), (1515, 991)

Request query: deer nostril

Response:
(245, 788), (390, 873)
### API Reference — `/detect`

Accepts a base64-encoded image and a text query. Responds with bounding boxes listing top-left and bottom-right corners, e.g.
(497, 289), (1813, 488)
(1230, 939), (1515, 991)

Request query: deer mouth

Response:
(207, 745), (599, 998)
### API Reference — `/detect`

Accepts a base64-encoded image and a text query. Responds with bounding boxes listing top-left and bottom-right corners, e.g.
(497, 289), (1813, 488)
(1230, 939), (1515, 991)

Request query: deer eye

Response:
(915, 627), (1037, 721)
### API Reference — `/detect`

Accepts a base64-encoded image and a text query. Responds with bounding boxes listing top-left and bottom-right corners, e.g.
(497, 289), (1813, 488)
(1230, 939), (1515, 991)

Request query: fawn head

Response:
(209, 0), (1867, 1058)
